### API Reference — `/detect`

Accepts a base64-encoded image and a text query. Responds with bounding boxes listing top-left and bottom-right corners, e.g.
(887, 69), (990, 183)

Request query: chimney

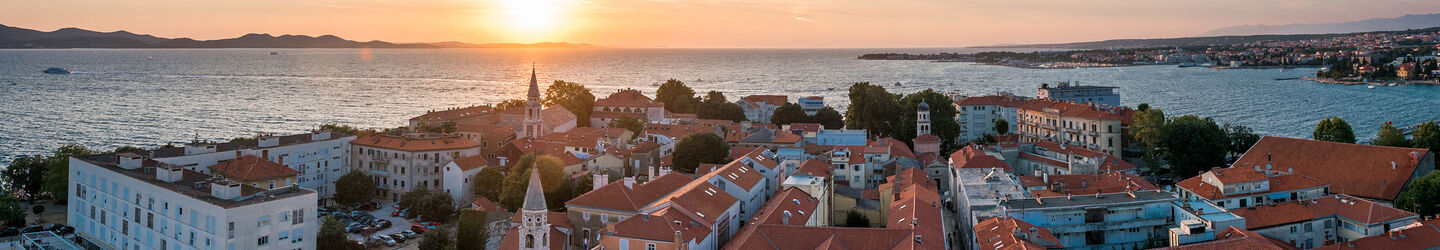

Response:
(262, 150), (269, 160)
(117, 153), (145, 170)
(674, 231), (684, 249)
(650, 165), (657, 179)
(235, 151), (242, 160)
(623, 177), (635, 189)
(156, 164), (185, 183)
(593, 173), (608, 191)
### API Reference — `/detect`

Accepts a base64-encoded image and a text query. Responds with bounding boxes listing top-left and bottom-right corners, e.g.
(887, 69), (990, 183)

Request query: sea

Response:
(1, 48), (1437, 165)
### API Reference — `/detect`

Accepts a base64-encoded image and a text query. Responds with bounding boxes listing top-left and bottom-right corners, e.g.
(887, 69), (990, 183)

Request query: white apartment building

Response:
(149, 131), (353, 205)
(953, 94), (1025, 142)
(350, 133), (481, 202)
(69, 152), (318, 250)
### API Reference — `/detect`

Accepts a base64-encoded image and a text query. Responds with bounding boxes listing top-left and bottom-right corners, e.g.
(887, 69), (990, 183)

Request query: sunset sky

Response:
(5, 0), (1440, 48)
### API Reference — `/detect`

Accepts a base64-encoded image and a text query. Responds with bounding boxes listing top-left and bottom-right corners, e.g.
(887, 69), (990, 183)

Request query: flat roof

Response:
(76, 153), (314, 209)
(22, 231), (79, 250)
(1000, 190), (1177, 210)
(150, 132), (352, 159)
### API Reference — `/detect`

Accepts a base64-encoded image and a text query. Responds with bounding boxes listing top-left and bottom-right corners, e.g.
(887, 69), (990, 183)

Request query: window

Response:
(647, 243), (656, 250)
(258, 215), (271, 227)
(293, 209), (304, 224)
(583, 212), (591, 220)
(228, 222), (235, 239)
(258, 236), (269, 246)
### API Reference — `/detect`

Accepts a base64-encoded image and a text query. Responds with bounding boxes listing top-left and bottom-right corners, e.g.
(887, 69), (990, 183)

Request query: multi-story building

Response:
(781, 159), (832, 226)
(999, 190), (1180, 249)
(1231, 194), (1418, 248)
(1167, 200), (1247, 246)
(146, 131), (352, 205)
(592, 172), (743, 250)
(1036, 82), (1120, 107)
(205, 154), (299, 190)
(442, 155), (492, 208)
(408, 105), (495, 129)
(1232, 136), (1434, 202)
(564, 172), (694, 249)
(1314, 218), (1440, 250)
(1016, 99), (1132, 155)
(69, 152), (318, 250)
(350, 133), (482, 202)
(725, 168), (947, 250)
(953, 94), (1026, 142)
(798, 96), (824, 116)
(591, 89), (666, 127)
(973, 217), (1064, 250)
(1010, 141), (1137, 178)
(1176, 166), (1329, 210)
(735, 95), (786, 123)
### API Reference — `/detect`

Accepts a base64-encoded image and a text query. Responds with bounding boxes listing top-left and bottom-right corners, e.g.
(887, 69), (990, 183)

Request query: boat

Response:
(894, 82), (902, 86)
(1368, 85), (1376, 89)
(43, 68), (70, 74)
(270, 52), (280, 55)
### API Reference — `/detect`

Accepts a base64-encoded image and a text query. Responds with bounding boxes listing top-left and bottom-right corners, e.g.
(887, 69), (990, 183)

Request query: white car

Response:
(371, 235), (398, 246)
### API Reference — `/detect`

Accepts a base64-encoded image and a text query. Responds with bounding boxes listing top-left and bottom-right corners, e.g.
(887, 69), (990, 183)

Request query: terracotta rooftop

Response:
(1158, 226), (1296, 250)
(205, 155), (300, 182)
(644, 177), (739, 226)
(787, 123), (823, 133)
(1316, 218), (1440, 250)
(886, 168), (945, 250)
(1176, 168), (1327, 200)
(565, 173), (696, 212)
(1018, 99), (1131, 121)
(724, 224), (930, 250)
(498, 105), (577, 128)
(792, 159), (832, 178)
(1232, 136), (1430, 200)
(595, 89), (664, 108)
(450, 154), (490, 171)
(1040, 172), (1157, 197)
(410, 105), (494, 122)
(739, 95), (788, 107)
(351, 134), (481, 152)
(602, 207), (712, 244)
(951, 146), (1012, 171)
(974, 217), (1063, 250)
(747, 187), (819, 226)
(644, 123), (720, 139)
(706, 160), (766, 191)
(1232, 194), (1417, 230)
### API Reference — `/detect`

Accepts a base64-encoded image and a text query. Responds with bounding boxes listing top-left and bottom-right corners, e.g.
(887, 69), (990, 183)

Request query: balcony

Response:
(370, 155), (391, 163)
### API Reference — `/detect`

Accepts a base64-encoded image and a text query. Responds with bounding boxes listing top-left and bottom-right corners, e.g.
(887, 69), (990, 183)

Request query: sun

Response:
(496, 0), (569, 39)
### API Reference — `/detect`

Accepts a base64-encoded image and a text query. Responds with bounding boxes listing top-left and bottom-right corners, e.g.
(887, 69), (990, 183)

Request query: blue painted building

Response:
(999, 190), (1179, 249)
(798, 96), (824, 116)
(814, 129), (867, 146)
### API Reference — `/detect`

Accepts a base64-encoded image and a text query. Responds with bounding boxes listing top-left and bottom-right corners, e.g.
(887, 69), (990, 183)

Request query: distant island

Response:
(0, 24), (599, 49)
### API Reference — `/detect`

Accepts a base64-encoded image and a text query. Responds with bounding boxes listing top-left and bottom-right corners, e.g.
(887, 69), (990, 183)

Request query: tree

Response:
(843, 82), (902, 138)
(842, 211), (870, 228)
(42, 144), (92, 203)
(456, 209), (490, 250)
(770, 103), (809, 125)
(1313, 116), (1356, 143)
(1224, 123), (1260, 157)
(473, 167), (505, 201)
(994, 119), (1010, 135)
(495, 99), (527, 112)
(320, 124), (376, 136)
(544, 80), (597, 127)
(898, 89), (961, 152)
(1, 155), (47, 201)
(1160, 115), (1229, 178)
(1411, 121), (1440, 153)
(655, 79), (698, 114)
(334, 170), (377, 208)
(400, 188), (456, 222)
(112, 146), (146, 154)
(671, 133), (729, 174)
(499, 154), (567, 212)
(319, 216), (363, 250)
(813, 107), (844, 129)
(0, 195), (25, 227)
(1373, 122), (1411, 147)
(1131, 108), (1167, 155)
(702, 90), (728, 104)
(696, 92), (747, 122)
(1136, 103), (1150, 112)
(608, 116), (645, 142)
(418, 121), (458, 134)
(418, 226), (455, 250)
(1396, 170), (1440, 217)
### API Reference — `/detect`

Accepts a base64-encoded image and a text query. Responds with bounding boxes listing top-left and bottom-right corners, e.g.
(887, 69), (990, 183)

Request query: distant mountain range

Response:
(0, 24), (598, 49)
(1202, 13), (1440, 36)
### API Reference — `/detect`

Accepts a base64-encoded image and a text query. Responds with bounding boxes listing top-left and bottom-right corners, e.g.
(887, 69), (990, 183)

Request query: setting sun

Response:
(494, 0), (571, 41)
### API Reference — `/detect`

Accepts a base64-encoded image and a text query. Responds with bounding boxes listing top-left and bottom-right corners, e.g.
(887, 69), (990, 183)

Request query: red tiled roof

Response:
(748, 187), (818, 226)
(914, 134), (940, 143)
(1020, 153), (1068, 168)
(1176, 169), (1326, 200)
(1316, 219), (1440, 250)
(706, 161), (765, 191)
(1233, 136), (1430, 200)
(410, 105), (494, 122)
(472, 197), (504, 213)
(1018, 175), (1046, 188)
(954, 95), (1027, 107)
(886, 168), (945, 250)
(1209, 166), (1269, 183)
(456, 123), (513, 136)
(772, 131), (803, 144)
(951, 146), (1012, 171)
(352, 134), (481, 152)
(603, 207), (712, 244)
(730, 147), (761, 159)
(644, 123), (719, 139)
(205, 155), (299, 181)
(787, 123), (822, 133)
(451, 154), (489, 171)
(498, 105), (577, 128)
(645, 178), (739, 225)
(1158, 226), (1297, 250)
(595, 89), (663, 108)
(740, 95), (788, 107)
(1233, 194), (1417, 230)
(565, 173), (696, 212)
(793, 159), (832, 178)
(1043, 172), (1157, 196)
(1029, 141), (1135, 171)
(724, 224), (929, 250)
(974, 217), (1063, 250)
(1019, 99), (1130, 121)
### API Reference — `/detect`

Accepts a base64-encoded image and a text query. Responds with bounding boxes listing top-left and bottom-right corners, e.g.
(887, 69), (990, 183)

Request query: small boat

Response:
(44, 68), (70, 74)
(894, 82), (902, 86)
(1367, 85), (1376, 89)
(270, 52), (280, 55)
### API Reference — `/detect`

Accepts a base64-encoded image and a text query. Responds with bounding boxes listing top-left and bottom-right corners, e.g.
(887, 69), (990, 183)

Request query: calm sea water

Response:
(1, 48), (1437, 165)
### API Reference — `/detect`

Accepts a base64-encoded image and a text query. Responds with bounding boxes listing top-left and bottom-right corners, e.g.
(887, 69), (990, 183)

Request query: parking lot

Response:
(330, 202), (445, 249)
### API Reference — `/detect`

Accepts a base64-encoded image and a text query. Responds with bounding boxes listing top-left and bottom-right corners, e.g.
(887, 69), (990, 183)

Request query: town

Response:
(7, 67), (1438, 250)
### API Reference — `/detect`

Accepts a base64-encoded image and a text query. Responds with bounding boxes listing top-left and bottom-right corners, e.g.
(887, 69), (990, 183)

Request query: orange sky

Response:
(5, 0), (1440, 48)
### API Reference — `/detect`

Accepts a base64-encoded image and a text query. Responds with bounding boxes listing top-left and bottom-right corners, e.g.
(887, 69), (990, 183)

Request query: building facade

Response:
(350, 133), (482, 202)
(797, 96), (824, 116)
(953, 94), (1025, 142)
(1016, 99), (1131, 155)
(148, 131), (352, 205)
(1036, 82), (1120, 107)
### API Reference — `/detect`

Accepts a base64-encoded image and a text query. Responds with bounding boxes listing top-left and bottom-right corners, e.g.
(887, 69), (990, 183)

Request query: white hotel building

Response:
(69, 152), (318, 250)
(144, 131), (353, 206)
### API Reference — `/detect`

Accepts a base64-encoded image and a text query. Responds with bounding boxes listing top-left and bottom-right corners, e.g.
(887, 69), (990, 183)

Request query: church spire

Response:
(527, 64), (540, 99)
(522, 166), (548, 211)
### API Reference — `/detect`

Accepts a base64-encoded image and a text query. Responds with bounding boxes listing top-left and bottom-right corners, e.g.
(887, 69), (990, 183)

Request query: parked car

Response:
(400, 230), (418, 239)
(372, 235), (397, 246)
(373, 219), (392, 229)
(360, 226), (380, 235)
(346, 223), (364, 233)
(44, 224), (73, 235)
(420, 222), (440, 229)
(388, 233), (407, 243)
(21, 226), (45, 234)
(0, 227), (18, 237)
(410, 224), (429, 233)
(391, 209), (407, 217)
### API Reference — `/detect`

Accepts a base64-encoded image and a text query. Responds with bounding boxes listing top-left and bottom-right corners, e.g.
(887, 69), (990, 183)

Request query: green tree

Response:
(1411, 121), (1440, 152)
(112, 146), (146, 154)
(672, 133), (729, 173)
(1, 155), (47, 201)
(418, 226), (455, 250)
(655, 79), (698, 114)
(472, 167), (505, 201)
(770, 103), (809, 125)
(843, 82), (902, 138)
(1160, 115), (1229, 178)
(400, 188), (455, 222)
(696, 93), (747, 122)
(1136, 103), (1150, 112)
(813, 107), (844, 129)
(608, 116), (645, 142)
(499, 154), (567, 212)
(418, 121), (459, 134)
(544, 80), (597, 127)
(495, 99), (527, 112)
(334, 170), (377, 208)
(1313, 116), (1356, 143)
(1224, 123), (1261, 157)
(319, 216), (364, 250)
(42, 144), (93, 203)
(456, 209), (490, 250)
(1395, 170), (1440, 217)
(1373, 122), (1411, 147)
(898, 89), (961, 152)
(0, 195), (25, 227)
(320, 124), (376, 136)
(994, 119), (1010, 135)
(1131, 108), (1167, 155)
(702, 90), (728, 104)
(842, 211), (870, 228)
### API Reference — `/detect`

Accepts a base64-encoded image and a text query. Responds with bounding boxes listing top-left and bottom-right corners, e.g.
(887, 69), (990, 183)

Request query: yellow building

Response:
(1016, 99), (1133, 155)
